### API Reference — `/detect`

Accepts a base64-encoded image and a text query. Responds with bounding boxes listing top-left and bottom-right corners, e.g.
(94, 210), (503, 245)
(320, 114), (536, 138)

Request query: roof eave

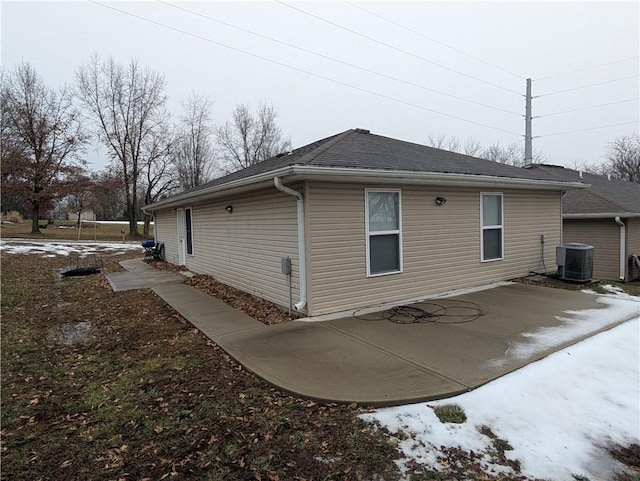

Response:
(145, 165), (586, 211)
(143, 166), (296, 212)
(564, 212), (640, 219)
(290, 166), (587, 190)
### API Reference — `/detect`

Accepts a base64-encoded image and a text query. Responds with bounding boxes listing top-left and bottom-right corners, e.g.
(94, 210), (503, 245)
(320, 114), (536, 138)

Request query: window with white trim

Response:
(481, 193), (503, 261)
(366, 189), (402, 276)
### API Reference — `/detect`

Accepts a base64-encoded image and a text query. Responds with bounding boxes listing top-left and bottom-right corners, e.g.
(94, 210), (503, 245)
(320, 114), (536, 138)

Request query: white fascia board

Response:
(144, 165), (586, 212)
(564, 212), (640, 219)
(290, 166), (588, 190)
(144, 166), (296, 212)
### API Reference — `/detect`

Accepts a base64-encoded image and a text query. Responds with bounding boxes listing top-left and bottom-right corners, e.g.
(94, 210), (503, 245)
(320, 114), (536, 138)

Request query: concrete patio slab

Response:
(110, 259), (638, 405)
(152, 283), (266, 338)
(218, 322), (469, 403)
(106, 268), (186, 292)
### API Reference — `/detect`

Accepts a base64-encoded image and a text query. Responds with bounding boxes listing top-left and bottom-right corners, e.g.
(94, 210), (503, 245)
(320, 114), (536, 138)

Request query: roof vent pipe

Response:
(274, 177), (307, 311)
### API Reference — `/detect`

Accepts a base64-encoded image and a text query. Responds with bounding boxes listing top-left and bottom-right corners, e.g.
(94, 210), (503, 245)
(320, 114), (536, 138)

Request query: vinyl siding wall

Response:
(563, 219), (620, 281)
(155, 210), (179, 264)
(627, 219), (640, 257)
(627, 219), (640, 281)
(306, 182), (561, 316)
(154, 188), (300, 310)
(547, 217), (640, 282)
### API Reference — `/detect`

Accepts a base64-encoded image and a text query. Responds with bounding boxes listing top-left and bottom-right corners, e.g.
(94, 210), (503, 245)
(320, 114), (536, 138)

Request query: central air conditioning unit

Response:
(556, 243), (594, 282)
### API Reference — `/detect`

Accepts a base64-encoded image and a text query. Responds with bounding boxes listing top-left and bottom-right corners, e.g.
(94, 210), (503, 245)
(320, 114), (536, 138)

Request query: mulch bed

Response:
(145, 259), (294, 325)
(186, 275), (296, 325)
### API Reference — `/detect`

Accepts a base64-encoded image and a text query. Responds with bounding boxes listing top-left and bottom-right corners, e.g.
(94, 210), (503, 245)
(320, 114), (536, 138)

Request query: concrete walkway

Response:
(107, 260), (636, 405)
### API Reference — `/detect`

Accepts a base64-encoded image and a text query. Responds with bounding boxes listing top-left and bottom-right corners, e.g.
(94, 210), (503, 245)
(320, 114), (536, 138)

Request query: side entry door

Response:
(176, 208), (187, 266)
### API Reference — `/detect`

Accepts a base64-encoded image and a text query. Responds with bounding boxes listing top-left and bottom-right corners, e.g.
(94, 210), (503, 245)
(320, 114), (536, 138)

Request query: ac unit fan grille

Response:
(556, 244), (594, 282)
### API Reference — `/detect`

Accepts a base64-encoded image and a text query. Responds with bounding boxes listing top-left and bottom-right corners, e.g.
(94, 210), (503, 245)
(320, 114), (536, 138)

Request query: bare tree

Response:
(90, 169), (126, 220)
(426, 133), (461, 153)
(140, 130), (179, 235)
(215, 102), (291, 173)
(63, 168), (94, 226)
(462, 137), (483, 156)
(76, 55), (169, 236)
(1, 62), (86, 233)
(604, 133), (640, 183)
(426, 133), (547, 166)
(175, 93), (216, 189)
(481, 142), (526, 167)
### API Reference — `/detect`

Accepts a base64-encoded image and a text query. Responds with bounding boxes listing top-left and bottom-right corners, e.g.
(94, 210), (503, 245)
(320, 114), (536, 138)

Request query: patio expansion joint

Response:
(319, 323), (472, 390)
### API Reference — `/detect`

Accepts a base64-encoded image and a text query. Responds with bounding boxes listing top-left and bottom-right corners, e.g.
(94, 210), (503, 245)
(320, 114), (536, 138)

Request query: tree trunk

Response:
(143, 214), (151, 237)
(30, 204), (40, 234)
(130, 186), (139, 237)
(128, 204), (136, 237)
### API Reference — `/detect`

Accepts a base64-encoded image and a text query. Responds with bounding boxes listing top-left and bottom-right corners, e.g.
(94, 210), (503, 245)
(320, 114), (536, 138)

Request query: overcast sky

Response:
(2, 1), (639, 172)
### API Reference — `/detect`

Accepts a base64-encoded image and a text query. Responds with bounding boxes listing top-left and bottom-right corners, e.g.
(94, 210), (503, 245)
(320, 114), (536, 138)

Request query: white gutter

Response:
(273, 177), (307, 312)
(564, 213), (640, 219)
(614, 216), (626, 281)
(289, 165), (588, 190)
(145, 165), (587, 212)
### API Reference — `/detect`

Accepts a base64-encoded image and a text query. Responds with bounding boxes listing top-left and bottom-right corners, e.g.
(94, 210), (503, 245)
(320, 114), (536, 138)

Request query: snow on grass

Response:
(364, 289), (640, 481)
(0, 240), (142, 257)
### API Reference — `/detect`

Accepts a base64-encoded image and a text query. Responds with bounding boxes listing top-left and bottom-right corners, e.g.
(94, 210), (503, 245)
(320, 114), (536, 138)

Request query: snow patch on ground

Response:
(364, 288), (640, 481)
(0, 240), (142, 257)
(489, 289), (639, 366)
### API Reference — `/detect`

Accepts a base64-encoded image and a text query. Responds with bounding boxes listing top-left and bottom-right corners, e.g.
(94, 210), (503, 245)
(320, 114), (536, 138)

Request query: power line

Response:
(536, 98), (640, 118)
(88, 1), (522, 137)
(537, 121), (638, 138)
(536, 75), (640, 97)
(156, 0), (521, 117)
(534, 56), (639, 81)
(344, 0), (525, 80)
(273, 0), (523, 96)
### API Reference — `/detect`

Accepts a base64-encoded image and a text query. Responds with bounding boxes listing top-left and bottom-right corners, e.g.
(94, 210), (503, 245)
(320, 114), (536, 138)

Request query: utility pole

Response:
(524, 78), (533, 165)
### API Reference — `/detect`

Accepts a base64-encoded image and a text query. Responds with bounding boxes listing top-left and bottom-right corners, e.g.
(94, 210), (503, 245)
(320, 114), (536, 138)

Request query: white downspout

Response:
(614, 216), (626, 281)
(274, 177), (307, 311)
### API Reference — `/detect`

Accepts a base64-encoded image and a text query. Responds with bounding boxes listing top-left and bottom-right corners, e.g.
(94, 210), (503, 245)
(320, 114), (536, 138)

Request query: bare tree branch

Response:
(605, 133), (640, 183)
(215, 101), (291, 173)
(76, 55), (168, 235)
(175, 93), (217, 190)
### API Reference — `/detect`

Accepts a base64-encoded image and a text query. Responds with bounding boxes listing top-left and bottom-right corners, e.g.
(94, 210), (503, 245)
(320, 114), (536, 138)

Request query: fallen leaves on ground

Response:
(185, 274), (295, 325)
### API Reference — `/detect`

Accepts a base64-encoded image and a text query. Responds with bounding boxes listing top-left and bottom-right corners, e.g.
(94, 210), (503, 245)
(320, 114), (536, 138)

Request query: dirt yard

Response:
(3, 247), (637, 480)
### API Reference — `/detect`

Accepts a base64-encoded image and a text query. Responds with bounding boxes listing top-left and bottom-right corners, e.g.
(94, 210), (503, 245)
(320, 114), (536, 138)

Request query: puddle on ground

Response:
(55, 321), (91, 345)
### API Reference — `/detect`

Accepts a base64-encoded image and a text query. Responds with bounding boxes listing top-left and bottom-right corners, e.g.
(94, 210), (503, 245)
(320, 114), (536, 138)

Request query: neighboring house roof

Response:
(147, 129), (586, 211)
(526, 164), (640, 218)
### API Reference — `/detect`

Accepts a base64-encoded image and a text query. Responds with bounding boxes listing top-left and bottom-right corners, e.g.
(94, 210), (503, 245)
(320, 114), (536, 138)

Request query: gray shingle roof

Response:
(527, 164), (640, 215)
(183, 129), (568, 195)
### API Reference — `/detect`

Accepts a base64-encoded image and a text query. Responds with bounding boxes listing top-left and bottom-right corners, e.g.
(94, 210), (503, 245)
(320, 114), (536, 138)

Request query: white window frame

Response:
(480, 192), (504, 262)
(365, 188), (403, 277)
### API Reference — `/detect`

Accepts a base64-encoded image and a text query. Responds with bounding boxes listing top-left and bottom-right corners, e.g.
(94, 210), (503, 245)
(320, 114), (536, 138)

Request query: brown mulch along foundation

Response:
(144, 258), (188, 272)
(145, 259), (294, 325)
(185, 274), (296, 325)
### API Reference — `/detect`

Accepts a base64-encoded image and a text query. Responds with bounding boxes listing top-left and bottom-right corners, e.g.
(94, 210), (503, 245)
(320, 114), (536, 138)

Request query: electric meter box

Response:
(281, 257), (291, 275)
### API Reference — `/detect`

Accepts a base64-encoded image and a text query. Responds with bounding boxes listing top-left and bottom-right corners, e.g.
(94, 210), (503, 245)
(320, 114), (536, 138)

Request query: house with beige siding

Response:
(145, 129), (586, 317)
(527, 165), (640, 282)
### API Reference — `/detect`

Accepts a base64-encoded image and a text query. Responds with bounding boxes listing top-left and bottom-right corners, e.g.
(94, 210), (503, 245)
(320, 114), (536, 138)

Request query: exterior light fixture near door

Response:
(225, 205), (233, 213)
(435, 196), (447, 206)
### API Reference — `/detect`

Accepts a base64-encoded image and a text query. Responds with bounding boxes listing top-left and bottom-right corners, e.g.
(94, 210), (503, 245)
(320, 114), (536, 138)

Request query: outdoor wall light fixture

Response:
(435, 196), (447, 206)
(225, 205), (233, 213)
